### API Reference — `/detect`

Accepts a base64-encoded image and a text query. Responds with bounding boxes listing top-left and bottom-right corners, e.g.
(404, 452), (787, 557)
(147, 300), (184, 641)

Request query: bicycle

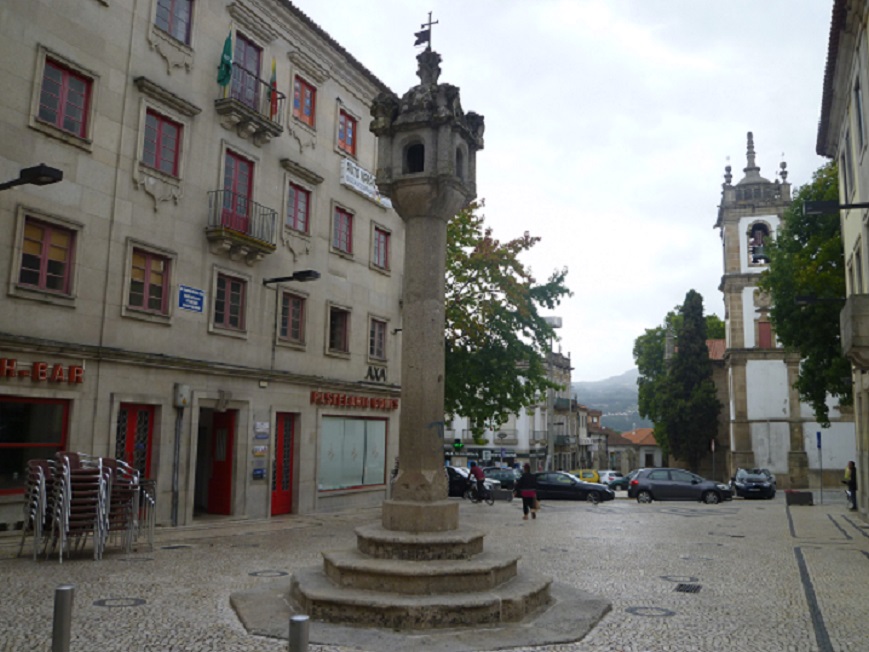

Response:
(463, 480), (495, 505)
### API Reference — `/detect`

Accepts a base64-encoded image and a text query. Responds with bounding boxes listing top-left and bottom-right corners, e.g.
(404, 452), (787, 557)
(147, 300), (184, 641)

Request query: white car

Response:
(598, 470), (624, 485)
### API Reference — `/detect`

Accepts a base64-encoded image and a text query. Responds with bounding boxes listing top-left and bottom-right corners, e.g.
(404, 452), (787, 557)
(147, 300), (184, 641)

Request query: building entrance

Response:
(271, 412), (295, 515)
(194, 408), (236, 516)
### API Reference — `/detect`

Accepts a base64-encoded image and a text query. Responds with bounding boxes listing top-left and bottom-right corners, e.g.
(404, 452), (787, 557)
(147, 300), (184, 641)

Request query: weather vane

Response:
(414, 11), (438, 49)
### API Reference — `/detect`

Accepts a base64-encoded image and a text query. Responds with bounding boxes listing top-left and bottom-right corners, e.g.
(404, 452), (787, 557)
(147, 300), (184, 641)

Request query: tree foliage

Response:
(634, 297), (724, 463)
(758, 162), (851, 426)
(445, 201), (572, 437)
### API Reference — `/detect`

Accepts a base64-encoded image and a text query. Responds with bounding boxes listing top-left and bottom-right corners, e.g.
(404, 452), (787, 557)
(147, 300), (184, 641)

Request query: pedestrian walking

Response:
(844, 460), (858, 511)
(513, 463), (539, 520)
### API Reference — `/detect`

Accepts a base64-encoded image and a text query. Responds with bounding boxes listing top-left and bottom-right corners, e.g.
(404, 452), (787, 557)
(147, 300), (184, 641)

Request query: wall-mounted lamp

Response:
(803, 200), (869, 216)
(262, 269), (321, 286)
(392, 328), (402, 334)
(0, 163), (63, 192)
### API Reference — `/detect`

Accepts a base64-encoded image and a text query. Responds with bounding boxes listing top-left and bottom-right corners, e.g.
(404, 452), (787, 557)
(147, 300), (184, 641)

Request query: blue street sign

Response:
(179, 285), (205, 313)
(816, 431), (822, 449)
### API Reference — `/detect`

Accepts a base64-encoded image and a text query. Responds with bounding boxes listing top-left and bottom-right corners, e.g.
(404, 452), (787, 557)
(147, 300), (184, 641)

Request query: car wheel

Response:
(702, 491), (720, 505)
(587, 491), (600, 505)
(637, 490), (653, 504)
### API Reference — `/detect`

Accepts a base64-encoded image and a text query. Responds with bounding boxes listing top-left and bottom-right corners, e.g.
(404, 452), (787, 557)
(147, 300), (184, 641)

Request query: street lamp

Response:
(262, 270), (321, 286)
(0, 163), (63, 192)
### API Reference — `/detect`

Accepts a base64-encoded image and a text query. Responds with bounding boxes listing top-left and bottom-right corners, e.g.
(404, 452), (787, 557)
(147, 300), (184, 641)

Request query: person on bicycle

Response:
(469, 461), (485, 500)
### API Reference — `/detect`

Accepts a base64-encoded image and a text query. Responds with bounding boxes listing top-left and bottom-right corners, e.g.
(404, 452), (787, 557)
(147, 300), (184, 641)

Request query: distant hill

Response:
(570, 369), (652, 433)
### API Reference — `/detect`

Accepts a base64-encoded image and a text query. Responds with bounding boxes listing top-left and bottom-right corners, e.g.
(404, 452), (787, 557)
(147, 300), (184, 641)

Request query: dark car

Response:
(609, 469), (641, 491)
(628, 467), (733, 504)
(484, 467), (521, 490)
(533, 471), (615, 503)
(731, 467), (776, 499)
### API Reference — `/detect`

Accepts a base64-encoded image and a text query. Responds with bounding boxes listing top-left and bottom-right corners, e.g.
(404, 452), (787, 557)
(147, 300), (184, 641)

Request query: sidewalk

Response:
(1, 496), (867, 651)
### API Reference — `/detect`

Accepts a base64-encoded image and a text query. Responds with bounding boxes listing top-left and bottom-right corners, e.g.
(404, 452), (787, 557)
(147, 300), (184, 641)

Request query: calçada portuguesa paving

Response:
(1, 491), (867, 652)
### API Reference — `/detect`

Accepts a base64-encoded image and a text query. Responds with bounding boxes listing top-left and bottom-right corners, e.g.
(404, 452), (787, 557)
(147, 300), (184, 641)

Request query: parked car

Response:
(533, 471), (615, 503)
(483, 466), (521, 490)
(609, 469), (641, 490)
(446, 466), (500, 497)
(730, 468), (776, 499)
(628, 467), (733, 504)
(568, 469), (601, 483)
(598, 470), (624, 485)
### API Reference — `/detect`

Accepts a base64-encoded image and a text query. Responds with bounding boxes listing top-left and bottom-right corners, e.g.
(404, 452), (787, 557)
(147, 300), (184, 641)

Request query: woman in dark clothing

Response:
(845, 460), (858, 511)
(513, 463), (538, 520)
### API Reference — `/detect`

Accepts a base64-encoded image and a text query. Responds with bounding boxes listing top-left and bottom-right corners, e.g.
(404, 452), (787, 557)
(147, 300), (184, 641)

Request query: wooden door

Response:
(208, 410), (235, 515)
(271, 413), (295, 515)
(222, 151), (253, 234)
(116, 403), (154, 478)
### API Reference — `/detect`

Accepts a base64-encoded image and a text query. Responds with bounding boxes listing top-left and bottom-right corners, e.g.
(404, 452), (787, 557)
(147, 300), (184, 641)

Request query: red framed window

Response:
(332, 207), (353, 254)
(280, 292), (306, 344)
(155, 0), (193, 45)
(373, 227), (390, 269)
(293, 76), (316, 127)
(329, 307), (350, 353)
(214, 273), (246, 331)
(222, 150), (254, 233)
(143, 110), (182, 176)
(0, 396), (69, 494)
(38, 59), (91, 138)
(231, 33), (261, 110)
(338, 109), (356, 155)
(19, 218), (75, 294)
(369, 318), (387, 360)
(286, 183), (310, 232)
(129, 249), (170, 314)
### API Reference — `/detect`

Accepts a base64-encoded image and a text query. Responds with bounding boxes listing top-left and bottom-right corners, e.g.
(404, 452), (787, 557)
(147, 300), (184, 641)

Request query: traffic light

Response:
(452, 438), (464, 451)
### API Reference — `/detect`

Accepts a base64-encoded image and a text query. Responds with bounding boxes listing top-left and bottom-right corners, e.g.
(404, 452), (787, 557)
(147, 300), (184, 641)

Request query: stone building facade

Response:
(0, 0), (404, 528)
(716, 134), (854, 489)
(818, 0), (869, 515)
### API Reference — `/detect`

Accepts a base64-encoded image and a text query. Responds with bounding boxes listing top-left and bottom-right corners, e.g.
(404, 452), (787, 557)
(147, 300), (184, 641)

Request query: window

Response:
(842, 129), (854, 198)
(0, 397), (69, 494)
(286, 183), (310, 233)
(38, 59), (91, 138)
(18, 218), (75, 294)
(369, 318), (387, 360)
(129, 248), (170, 314)
(293, 76), (316, 127)
(143, 110), (182, 176)
(372, 227), (390, 270)
(332, 207), (353, 254)
(280, 292), (306, 344)
(222, 150), (254, 234)
(856, 77), (866, 150)
(338, 109), (356, 155)
(231, 33), (261, 110)
(856, 246), (864, 293)
(214, 273), (246, 331)
(328, 306), (350, 353)
(758, 321), (773, 349)
(318, 417), (386, 490)
(155, 0), (192, 45)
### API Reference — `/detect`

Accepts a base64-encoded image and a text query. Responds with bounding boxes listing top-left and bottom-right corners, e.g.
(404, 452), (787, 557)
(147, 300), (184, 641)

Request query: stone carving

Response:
(134, 168), (182, 211)
(147, 27), (193, 75)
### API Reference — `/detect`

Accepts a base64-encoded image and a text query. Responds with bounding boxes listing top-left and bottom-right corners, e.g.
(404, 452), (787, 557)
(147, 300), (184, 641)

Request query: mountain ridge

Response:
(570, 368), (653, 433)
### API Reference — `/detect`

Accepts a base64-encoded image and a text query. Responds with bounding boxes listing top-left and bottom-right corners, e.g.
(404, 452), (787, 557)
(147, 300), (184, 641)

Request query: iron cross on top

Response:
(414, 11), (438, 48)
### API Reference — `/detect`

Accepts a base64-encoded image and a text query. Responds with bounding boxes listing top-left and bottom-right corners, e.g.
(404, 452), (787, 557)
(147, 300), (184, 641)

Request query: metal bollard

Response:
(288, 614), (309, 652)
(52, 584), (75, 652)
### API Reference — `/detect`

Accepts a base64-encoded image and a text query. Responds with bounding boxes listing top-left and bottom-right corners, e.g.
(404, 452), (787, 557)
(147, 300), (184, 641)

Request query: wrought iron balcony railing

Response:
(214, 63), (286, 146)
(206, 190), (277, 263)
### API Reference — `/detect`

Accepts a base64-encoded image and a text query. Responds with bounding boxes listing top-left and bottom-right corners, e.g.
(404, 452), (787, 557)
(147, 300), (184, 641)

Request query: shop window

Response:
(0, 397), (69, 494)
(214, 272), (246, 331)
(338, 109), (356, 155)
(328, 306), (350, 354)
(318, 417), (386, 490)
(372, 226), (389, 270)
(143, 109), (182, 177)
(155, 0), (193, 45)
(286, 182), (310, 233)
(280, 291), (306, 344)
(332, 206), (353, 254)
(37, 58), (92, 139)
(18, 217), (76, 295)
(293, 76), (316, 127)
(128, 248), (170, 315)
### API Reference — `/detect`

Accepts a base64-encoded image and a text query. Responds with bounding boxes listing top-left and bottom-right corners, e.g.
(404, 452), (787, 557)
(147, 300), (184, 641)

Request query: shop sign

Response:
(0, 357), (84, 384)
(365, 365), (387, 382)
(310, 390), (399, 411)
(339, 158), (393, 209)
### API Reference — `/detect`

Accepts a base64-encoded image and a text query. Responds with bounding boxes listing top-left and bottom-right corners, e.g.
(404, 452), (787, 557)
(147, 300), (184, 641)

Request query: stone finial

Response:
(780, 159), (788, 182)
(417, 49), (442, 85)
(724, 164), (732, 186)
(745, 131), (758, 173)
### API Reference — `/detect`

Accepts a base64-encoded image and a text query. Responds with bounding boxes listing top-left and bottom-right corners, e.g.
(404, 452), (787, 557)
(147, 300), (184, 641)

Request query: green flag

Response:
(217, 28), (232, 87)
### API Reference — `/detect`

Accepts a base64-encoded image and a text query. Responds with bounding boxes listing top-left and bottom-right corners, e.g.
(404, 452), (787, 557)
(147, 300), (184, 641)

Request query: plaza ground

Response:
(1, 490), (867, 651)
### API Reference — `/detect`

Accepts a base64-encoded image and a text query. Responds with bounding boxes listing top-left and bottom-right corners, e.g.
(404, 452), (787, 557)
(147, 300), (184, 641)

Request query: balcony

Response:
(841, 294), (869, 369)
(530, 430), (548, 446)
(492, 430), (518, 446)
(554, 435), (573, 447)
(214, 63), (285, 146)
(205, 190), (277, 265)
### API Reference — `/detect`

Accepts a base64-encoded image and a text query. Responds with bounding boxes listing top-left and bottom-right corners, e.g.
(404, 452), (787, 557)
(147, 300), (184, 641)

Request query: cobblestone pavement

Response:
(1, 493), (867, 652)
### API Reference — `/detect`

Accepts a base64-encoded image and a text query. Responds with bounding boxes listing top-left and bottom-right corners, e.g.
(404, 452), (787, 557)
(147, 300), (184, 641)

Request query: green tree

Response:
(634, 306), (724, 456)
(658, 290), (722, 471)
(445, 201), (572, 439)
(758, 162), (851, 426)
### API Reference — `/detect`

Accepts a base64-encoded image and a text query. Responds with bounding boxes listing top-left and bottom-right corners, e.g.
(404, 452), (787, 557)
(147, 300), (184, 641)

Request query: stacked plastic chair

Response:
(50, 452), (110, 563)
(101, 458), (140, 553)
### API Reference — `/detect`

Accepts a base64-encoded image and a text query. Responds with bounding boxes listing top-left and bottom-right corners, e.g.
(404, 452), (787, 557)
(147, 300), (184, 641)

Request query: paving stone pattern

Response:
(1, 495), (867, 651)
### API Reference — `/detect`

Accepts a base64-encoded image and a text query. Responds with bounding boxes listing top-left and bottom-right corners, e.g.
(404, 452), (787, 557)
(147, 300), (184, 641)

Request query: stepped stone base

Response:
(356, 523), (484, 560)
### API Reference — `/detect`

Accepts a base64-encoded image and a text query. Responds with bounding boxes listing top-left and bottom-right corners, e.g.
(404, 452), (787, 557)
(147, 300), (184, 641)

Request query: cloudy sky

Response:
(294, 0), (834, 381)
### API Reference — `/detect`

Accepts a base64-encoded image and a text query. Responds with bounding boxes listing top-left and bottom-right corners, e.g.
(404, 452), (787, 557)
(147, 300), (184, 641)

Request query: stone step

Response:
(323, 549), (519, 594)
(355, 523), (485, 560)
(290, 567), (552, 629)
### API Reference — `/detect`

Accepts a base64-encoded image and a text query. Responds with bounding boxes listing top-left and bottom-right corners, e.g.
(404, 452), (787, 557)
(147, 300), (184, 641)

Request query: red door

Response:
(222, 151), (253, 234)
(208, 410), (235, 515)
(116, 403), (154, 478)
(271, 413), (295, 515)
(231, 33), (261, 110)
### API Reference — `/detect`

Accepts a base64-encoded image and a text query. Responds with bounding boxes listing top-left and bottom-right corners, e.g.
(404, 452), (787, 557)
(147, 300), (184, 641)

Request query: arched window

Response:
(404, 143), (424, 174)
(748, 222), (771, 265)
(455, 147), (464, 180)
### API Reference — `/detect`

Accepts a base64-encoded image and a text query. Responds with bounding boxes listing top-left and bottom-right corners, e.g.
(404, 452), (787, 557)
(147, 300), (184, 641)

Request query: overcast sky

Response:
(294, 0), (834, 382)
